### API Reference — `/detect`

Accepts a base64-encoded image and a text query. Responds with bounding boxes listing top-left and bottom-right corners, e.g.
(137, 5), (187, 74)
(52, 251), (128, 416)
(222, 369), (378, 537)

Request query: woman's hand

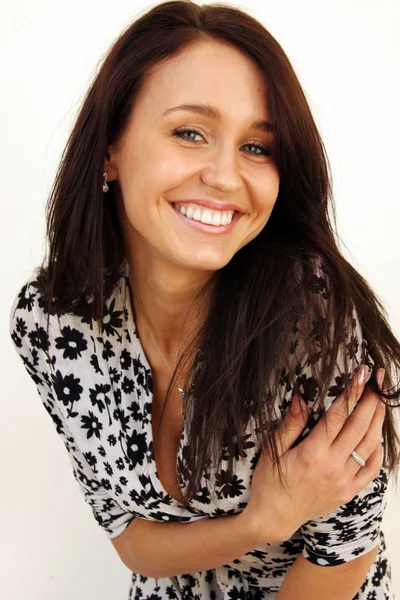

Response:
(240, 366), (386, 545)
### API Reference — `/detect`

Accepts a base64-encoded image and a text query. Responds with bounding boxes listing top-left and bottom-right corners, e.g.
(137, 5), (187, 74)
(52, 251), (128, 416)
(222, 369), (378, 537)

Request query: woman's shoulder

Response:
(9, 265), (132, 361)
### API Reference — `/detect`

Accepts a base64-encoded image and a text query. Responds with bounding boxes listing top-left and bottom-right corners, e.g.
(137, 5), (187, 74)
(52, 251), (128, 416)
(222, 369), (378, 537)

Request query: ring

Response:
(350, 450), (366, 467)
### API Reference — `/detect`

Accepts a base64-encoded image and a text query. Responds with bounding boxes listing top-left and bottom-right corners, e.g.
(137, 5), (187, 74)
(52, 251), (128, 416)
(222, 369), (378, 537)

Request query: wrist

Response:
(236, 507), (296, 546)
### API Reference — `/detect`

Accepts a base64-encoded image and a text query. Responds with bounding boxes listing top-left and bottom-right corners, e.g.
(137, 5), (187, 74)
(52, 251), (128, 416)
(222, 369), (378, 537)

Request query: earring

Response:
(102, 172), (109, 193)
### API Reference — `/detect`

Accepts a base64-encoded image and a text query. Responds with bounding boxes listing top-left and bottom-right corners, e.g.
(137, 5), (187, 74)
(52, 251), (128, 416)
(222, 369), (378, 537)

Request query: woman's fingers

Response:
(273, 395), (309, 457)
(307, 365), (369, 447)
(346, 402), (385, 475)
(334, 384), (385, 463)
(352, 441), (384, 493)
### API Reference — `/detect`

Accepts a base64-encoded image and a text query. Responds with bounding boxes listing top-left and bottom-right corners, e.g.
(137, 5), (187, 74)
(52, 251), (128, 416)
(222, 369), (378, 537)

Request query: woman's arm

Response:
(111, 377), (384, 578)
(111, 511), (263, 577)
(275, 545), (379, 600)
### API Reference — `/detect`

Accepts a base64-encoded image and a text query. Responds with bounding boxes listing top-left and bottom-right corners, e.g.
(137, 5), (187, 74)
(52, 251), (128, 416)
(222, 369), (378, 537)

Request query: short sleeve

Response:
(9, 271), (136, 539)
(286, 276), (388, 566)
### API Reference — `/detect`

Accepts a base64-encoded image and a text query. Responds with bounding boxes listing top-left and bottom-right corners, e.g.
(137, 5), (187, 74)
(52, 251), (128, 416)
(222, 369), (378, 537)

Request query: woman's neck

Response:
(127, 256), (214, 361)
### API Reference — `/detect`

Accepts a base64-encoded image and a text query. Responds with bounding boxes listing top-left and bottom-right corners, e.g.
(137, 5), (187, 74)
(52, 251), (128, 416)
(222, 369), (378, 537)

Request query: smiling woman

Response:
(8, 1), (400, 599)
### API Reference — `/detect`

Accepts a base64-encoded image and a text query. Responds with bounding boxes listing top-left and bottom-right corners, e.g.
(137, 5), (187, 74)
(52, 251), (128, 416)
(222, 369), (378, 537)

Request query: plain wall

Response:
(2, 0), (399, 598)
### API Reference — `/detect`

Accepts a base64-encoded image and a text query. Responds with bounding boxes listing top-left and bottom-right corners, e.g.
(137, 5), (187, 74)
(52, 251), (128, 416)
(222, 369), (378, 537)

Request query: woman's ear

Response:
(104, 147), (118, 182)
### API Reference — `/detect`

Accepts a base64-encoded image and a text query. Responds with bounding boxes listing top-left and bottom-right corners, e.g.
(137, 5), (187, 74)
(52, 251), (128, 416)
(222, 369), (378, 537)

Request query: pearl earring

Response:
(102, 172), (109, 193)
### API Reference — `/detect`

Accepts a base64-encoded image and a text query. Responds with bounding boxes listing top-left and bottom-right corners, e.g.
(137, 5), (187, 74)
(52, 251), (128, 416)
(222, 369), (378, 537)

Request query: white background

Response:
(2, 0), (399, 598)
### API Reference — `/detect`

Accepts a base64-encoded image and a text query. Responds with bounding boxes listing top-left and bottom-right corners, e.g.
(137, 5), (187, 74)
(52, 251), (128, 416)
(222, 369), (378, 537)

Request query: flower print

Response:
(308, 316), (326, 346)
(143, 401), (152, 416)
(9, 268), (393, 598)
(327, 373), (349, 399)
(215, 471), (246, 499)
(54, 325), (87, 360)
(114, 387), (122, 405)
(115, 457), (125, 471)
(194, 486), (211, 504)
(15, 315), (28, 338)
(281, 538), (304, 556)
(352, 546), (367, 556)
(211, 508), (236, 518)
(83, 451), (98, 472)
(227, 585), (246, 599)
(16, 281), (35, 311)
(113, 407), (131, 430)
(100, 478), (112, 491)
(104, 461), (113, 476)
(311, 531), (330, 546)
(127, 400), (143, 422)
(346, 332), (360, 361)
(102, 297), (124, 338)
(279, 367), (293, 391)
(296, 372), (318, 403)
(126, 430), (148, 468)
(221, 433), (255, 461)
(47, 409), (64, 435)
(98, 445), (106, 457)
(102, 338), (115, 361)
(138, 474), (159, 500)
(309, 273), (329, 299)
(28, 323), (49, 353)
(80, 411), (103, 439)
(165, 586), (179, 599)
(147, 511), (191, 522)
(89, 383), (112, 424)
(205, 570), (215, 584)
(108, 366), (122, 385)
(10, 328), (23, 349)
(122, 375), (135, 395)
(89, 352), (102, 376)
(120, 348), (132, 371)
(132, 357), (152, 395)
(371, 556), (387, 587)
(107, 433), (117, 446)
(51, 369), (83, 416)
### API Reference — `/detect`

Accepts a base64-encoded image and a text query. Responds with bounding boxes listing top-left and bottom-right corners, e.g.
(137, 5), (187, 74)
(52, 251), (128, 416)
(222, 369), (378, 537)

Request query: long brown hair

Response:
(37, 0), (400, 505)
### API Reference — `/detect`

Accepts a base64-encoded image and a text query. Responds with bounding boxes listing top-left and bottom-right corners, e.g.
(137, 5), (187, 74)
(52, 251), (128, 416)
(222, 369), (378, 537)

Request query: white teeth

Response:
(211, 212), (222, 226)
(200, 210), (213, 224)
(173, 203), (235, 227)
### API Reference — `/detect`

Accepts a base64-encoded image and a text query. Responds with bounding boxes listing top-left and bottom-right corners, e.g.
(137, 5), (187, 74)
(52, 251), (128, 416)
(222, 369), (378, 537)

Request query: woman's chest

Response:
(150, 377), (186, 504)
(58, 356), (257, 519)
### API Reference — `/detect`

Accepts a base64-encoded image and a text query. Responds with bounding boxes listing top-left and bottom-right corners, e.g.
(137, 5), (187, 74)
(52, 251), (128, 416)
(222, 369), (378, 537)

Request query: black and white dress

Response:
(9, 261), (394, 599)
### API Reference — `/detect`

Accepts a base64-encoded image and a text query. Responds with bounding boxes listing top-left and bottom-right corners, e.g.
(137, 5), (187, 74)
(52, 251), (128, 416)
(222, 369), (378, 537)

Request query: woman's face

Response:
(106, 39), (280, 273)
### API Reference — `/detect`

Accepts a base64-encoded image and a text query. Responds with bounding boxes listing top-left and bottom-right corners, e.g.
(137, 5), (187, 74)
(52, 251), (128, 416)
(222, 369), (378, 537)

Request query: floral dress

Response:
(9, 261), (394, 600)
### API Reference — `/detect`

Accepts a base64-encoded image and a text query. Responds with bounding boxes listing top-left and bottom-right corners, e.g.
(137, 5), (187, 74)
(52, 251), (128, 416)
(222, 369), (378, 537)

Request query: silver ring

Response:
(350, 450), (366, 467)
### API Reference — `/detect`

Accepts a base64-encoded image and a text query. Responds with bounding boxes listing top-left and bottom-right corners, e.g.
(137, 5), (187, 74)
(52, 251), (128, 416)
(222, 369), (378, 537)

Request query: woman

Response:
(9, 1), (400, 598)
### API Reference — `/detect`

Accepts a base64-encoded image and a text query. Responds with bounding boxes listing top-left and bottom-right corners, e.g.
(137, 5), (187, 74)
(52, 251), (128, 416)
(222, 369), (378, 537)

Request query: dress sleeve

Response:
(9, 271), (136, 539)
(284, 271), (388, 566)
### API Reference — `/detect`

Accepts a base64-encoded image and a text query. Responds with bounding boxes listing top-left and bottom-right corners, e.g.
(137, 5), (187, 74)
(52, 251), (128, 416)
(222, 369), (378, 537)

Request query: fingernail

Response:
(358, 365), (368, 384)
(291, 396), (301, 415)
(376, 368), (385, 388)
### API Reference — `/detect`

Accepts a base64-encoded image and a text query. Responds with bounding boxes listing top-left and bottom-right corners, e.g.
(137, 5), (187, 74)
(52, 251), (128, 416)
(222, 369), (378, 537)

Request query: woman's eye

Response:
(171, 127), (272, 157)
(242, 143), (272, 157)
(172, 127), (204, 143)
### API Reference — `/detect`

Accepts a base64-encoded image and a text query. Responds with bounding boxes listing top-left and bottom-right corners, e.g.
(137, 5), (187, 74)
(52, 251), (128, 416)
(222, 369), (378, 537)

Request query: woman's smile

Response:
(168, 200), (243, 235)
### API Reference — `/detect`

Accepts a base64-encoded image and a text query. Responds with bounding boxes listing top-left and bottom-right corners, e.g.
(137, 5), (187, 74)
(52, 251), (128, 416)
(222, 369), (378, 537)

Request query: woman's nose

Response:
(199, 145), (243, 193)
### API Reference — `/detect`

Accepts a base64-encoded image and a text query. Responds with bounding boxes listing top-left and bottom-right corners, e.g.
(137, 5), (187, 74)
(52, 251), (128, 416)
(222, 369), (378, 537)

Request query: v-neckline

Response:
(124, 272), (187, 506)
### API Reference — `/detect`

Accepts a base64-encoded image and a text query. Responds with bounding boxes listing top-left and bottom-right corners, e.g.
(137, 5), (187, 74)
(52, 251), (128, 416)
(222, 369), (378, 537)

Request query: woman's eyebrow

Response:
(162, 103), (274, 134)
